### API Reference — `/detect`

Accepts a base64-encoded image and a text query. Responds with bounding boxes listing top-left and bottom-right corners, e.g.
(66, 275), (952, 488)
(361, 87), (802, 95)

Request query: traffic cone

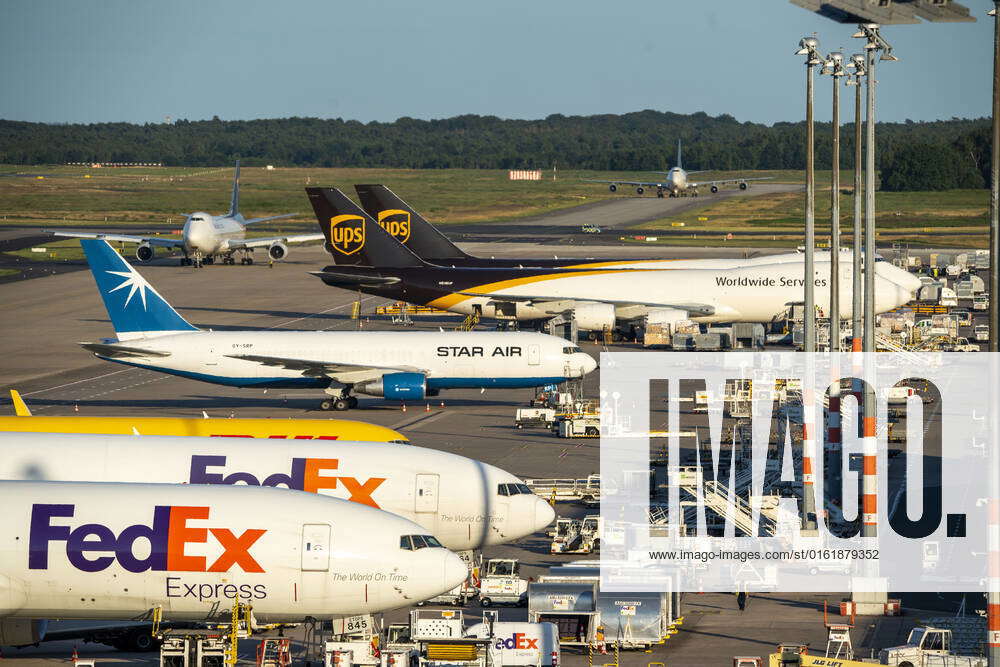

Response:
(71, 647), (79, 663)
(74, 404), (79, 412)
(401, 404), (407, 413)
(439, 401), (445, 409)
(425, 404), (430, 412)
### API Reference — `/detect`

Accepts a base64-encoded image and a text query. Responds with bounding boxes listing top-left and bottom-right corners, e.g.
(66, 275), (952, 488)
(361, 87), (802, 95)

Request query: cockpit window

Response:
(498, 483), (534, 496)
(400, 534), (443, 550)
(563, 346), (582, 354)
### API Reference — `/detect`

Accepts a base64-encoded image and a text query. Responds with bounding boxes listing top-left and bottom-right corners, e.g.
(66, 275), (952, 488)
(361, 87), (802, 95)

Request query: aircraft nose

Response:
(442, 550), (468, 592)
(534, 498), (556, 532)
(579, 354), (598, 376)
(899, 270), (922, 295)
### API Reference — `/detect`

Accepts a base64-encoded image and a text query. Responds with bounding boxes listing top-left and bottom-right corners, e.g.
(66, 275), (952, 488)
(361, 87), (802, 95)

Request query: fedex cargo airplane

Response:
(48, 162), (322, 268)
(0, 432), (555, 551)
(77, 239), (596, 411)
(3, 390), (407, 443)
(309, 188), (921, 333)
(0, 480), (467, 634)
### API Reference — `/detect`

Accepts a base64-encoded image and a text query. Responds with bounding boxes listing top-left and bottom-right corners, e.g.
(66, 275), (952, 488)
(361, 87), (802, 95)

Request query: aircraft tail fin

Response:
(676, 139), (682, 170)
(226, 160), (241, 217)
(305, 187), (425, 268)
(354, 184), (470, 262)
(80, 240), (199, 341)
(9, 390), (31, 416)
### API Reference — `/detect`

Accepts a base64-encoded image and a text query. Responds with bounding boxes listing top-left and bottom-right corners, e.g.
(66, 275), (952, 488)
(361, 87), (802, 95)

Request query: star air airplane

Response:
(2, 390), (407, 442)
(587, 140), (773, 197)
(0, 481), (468, 629)
(0, 431), (555, 551)
(48, 162), (322, 267)
(76, 240), (595, 411)
(308, 187), (921, 335)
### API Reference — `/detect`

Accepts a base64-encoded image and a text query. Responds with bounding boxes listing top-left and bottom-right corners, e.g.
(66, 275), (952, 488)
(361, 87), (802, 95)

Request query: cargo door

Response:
(528, 344), (540, 366)
(301, 523), (331, 571)
(415, 473), (440, 513)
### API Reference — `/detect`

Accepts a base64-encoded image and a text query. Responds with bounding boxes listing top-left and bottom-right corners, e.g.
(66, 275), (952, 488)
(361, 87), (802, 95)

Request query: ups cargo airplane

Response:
(586, 140), (773, 197)
(3, 390), (407, 442)
(308, 188), (920, 333)
(49, 162), (322, 267)
(0, 432), (555, 551)
(0, 481), (467, 632)
(77, 240), (595, 411)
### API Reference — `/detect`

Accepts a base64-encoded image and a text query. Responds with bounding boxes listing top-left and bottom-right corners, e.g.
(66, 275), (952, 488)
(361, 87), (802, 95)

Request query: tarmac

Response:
(0, 227), (972, 665)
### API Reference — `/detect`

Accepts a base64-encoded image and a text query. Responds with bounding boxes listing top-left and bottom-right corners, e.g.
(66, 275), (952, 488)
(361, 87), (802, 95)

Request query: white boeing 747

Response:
(588, 140), (773, 197)
(48, 162), (322, 267)
(77, 240), (596, 411)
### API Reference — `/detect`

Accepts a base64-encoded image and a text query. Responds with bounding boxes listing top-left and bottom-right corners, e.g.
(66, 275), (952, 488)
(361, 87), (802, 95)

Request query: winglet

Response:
(9, 390), (31, 416)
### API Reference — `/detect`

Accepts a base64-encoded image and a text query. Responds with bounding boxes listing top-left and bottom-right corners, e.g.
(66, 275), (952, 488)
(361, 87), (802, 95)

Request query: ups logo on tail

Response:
(377, 209), (411, 244)
(329, 215), (366, 255)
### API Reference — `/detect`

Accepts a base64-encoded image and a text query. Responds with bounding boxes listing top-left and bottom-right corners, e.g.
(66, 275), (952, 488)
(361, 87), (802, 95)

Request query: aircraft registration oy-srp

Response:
(0, 481), (468, 628)
(3, 391), (408, 442)
(76, 239), (596, 411)
(307, 187), (922, 333)
(47, 162), (323, 267)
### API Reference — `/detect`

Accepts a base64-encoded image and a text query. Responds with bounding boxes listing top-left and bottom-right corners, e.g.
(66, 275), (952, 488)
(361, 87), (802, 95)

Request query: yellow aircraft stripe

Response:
(427, 268), (662, 309)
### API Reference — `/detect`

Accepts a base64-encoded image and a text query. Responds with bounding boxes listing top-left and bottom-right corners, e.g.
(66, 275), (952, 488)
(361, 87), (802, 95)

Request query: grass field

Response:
(635, 185), (989, 248)
(0, 164), (989, 248)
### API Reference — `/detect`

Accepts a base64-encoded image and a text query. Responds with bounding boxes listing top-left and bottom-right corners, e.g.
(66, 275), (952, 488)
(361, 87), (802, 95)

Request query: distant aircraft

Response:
(0, 480), (467, 626)
(587, 140), (773, 198)
(3, 390), (408, 442)
(77, 240), (596, 411)
(48, 162), (323, 267)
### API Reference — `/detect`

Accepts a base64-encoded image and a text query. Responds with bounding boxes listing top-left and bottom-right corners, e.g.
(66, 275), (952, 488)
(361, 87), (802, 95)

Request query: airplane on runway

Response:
(0, 431), (555, 550)
(0, 480), (467, 630)
(355, 183), (817, 270)
(48, 162), (323, 267)
(586, 140), (773, 198)
(3, 389), (408, 442)
(77, 239), (595, 410)
(309, 187), (921, 336)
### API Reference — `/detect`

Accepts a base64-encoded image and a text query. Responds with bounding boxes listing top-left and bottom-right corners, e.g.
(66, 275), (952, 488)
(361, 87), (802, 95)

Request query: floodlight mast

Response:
(988, 8), (1000, 667)
(796, 36), (823, 356)
(846, 53), (866, 354)
(822, 52), (846, 352)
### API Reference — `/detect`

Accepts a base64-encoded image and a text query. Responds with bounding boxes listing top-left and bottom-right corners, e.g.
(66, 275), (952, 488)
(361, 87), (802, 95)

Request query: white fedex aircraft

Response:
(587, 140), (773, 197)
(79, 239), (595, 411)
(49, 162), (323, 267)
(0, 480), (467, 632)
(0, 433), (555, 551)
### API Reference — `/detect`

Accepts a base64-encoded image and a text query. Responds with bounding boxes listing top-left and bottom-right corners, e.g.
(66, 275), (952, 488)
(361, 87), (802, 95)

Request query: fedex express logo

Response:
(190, 456), (386, 508)
(29, 504), (265, 574)
(494, 633), (539, 650)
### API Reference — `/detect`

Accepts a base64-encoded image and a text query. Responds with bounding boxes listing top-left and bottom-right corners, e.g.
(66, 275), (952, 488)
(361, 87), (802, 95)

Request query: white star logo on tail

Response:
(106, 266), (154, 310)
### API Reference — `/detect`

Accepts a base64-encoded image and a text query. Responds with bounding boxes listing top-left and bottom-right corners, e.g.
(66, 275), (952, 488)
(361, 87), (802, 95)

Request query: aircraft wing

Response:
(230, 234), (326, 250)
(688, 176), (774, 188)
(584, 179), (664, 188)
(225, 353), (427, 384)
(46, 230), (184, 247)
(243, 213), (298, 225)
(309, 271), (402, 286)
(458, 292), (716, 317)
(80, 342), (173, 358)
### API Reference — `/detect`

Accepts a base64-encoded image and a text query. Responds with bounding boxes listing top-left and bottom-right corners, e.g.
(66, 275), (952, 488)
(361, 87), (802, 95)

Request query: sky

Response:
(0, 0), (993, 126)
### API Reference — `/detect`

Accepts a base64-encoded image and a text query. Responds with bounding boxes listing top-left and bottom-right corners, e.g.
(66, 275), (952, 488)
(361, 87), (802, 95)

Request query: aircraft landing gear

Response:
(321, 385), (357, 411)
(240, 250), (255, 265)
(656, 187), (665, 198)
(191, 251), (204, 268)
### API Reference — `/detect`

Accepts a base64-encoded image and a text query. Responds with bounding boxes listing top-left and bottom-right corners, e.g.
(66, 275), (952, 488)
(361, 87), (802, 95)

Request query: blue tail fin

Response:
(227, 160), (241, 217)
(81, 240), (198, 340)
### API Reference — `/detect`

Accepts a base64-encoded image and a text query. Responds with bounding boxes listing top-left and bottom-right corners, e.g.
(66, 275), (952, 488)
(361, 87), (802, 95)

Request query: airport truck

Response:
(975, 324), (990, 342)
(879, 627), (985, 667)
(479, 559), (529, 607)
(514, 407), (557, 429)
(556, 415), (600, 438)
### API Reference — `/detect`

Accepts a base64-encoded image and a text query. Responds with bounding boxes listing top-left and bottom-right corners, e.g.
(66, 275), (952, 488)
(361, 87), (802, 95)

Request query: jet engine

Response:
(644, 307), (690, 327)
(572, 303), (616, 331)
(356, 372), (427, 400)
(0, 619), (46, 646)
(135, 243), (154, 262)
(268, 242), (288, 261)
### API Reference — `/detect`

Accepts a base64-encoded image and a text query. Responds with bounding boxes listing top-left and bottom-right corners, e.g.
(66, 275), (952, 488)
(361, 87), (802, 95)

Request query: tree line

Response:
(0, 110), (990, 190)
